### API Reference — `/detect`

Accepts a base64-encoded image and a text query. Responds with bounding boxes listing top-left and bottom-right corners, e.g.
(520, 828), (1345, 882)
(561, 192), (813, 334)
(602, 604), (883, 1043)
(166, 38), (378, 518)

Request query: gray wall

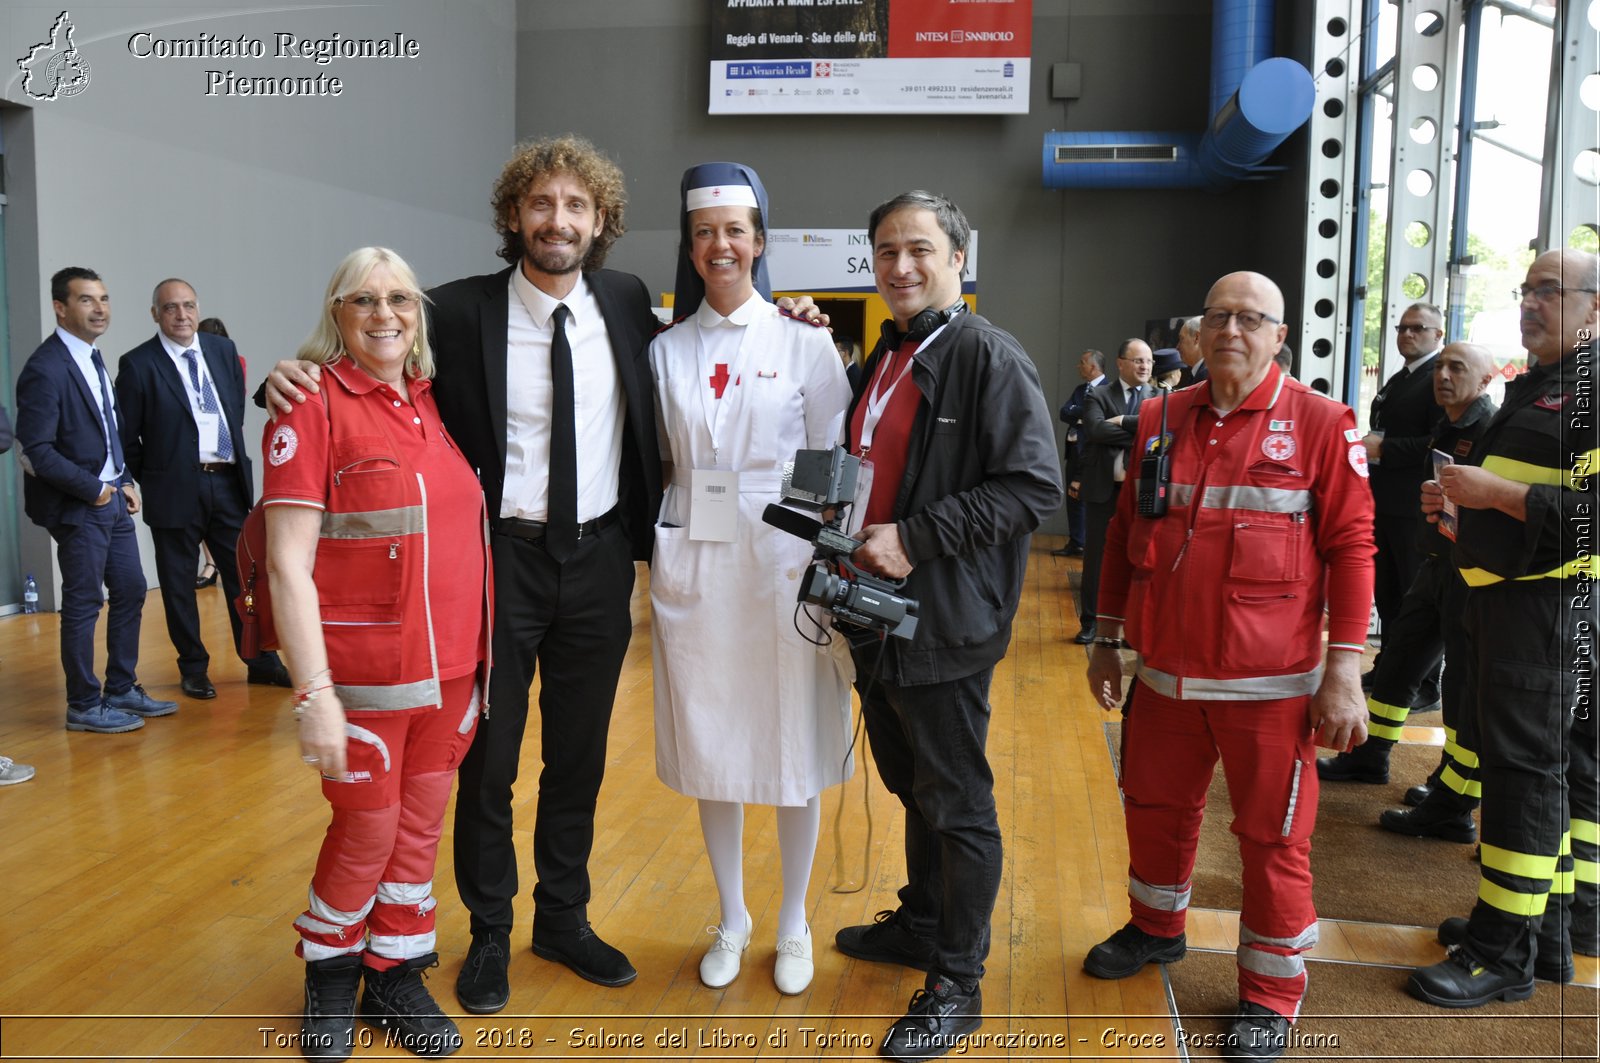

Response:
(515, 0), (1315, 534)
(1, 0), (517, 605)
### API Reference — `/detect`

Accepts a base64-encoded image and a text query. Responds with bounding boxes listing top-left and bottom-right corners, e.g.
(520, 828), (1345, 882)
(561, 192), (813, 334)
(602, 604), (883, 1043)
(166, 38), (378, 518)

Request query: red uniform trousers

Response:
(1122, 682), (1320, 1019)
(294, 673), (478, 970)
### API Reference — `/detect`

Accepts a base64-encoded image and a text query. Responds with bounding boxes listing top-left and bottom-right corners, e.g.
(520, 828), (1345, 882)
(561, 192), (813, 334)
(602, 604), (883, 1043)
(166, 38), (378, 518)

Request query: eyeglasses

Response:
(1513, 283), (1599, 303)
(1395, 323), (1439, 334)
(337, 292), (418, 312)
(1201, 308), (1281, 332)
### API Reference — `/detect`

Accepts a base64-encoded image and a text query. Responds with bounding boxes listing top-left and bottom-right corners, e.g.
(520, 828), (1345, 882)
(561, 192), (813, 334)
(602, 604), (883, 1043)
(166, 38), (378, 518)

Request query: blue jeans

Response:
(50, 489), (147, 711)
(853, 658), (1001, 987)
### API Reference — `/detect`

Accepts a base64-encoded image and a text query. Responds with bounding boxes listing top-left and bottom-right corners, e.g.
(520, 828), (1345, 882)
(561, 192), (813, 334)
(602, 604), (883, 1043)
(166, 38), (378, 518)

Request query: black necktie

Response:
(90, 348), (125, 474)
(546, 304), (577, 562)
(1127, 386), (1143, 415)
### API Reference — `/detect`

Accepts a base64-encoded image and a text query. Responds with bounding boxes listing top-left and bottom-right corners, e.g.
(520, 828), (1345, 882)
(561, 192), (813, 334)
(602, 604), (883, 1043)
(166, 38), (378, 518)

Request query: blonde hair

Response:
(298, 247), (434, 379)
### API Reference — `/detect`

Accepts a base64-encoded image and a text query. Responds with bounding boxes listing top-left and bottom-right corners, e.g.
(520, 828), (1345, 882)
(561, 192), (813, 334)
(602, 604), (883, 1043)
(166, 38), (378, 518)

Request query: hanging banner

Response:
(763, 229), (980, 292)
(709, 0), (1031, 116)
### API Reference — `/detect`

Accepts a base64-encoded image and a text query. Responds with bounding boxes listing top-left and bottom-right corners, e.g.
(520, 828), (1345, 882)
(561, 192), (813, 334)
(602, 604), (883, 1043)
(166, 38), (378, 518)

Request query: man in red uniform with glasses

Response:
(1083, 271), (1375, 1062)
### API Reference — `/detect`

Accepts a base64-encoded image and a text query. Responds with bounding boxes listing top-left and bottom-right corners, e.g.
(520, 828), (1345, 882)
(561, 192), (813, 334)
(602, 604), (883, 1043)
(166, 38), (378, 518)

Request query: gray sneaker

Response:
(104, 684), (177, 718)
(0, 756), (36, 785)
(65, 702), (145, 733)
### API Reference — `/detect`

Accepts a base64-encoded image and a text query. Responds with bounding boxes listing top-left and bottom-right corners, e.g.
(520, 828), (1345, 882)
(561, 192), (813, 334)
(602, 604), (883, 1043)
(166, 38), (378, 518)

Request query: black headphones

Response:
(880, 299), (968, 351)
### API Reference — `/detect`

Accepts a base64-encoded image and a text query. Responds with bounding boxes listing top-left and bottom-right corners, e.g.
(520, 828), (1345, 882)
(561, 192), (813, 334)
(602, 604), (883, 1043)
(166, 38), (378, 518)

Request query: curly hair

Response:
(492, 135), (628, 270)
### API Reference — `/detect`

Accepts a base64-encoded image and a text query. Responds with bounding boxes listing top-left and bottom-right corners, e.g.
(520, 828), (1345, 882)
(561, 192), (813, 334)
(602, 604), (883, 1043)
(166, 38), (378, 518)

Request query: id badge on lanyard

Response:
(689, 468), (739, 542)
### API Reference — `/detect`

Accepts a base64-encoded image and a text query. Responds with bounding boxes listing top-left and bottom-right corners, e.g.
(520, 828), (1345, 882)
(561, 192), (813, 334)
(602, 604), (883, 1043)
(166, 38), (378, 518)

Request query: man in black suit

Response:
(1075, 339), (1152, 643)
(1052, 348), (1106, 558)
(15, 267), (176, 733)
(1175, 315), (1206, 388)
(115, 279), (288, 699)
(1324, 302), (1445, 740)
(265, 136), (663, 1009)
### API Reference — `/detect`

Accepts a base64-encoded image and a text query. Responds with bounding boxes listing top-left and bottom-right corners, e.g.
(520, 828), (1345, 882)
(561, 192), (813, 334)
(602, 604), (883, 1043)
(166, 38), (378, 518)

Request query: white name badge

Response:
(689, 468), (739, 542)
(194, 412), (222, 454)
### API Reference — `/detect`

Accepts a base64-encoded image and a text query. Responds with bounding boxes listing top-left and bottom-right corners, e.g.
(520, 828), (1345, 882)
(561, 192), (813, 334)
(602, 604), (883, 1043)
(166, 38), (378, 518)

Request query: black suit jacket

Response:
(15, 332), (132, 530)
(115, 332), (253, 528)
(1080, 380), (1149, 504)
(1368, 355), (1445, 517)
(425, 265), (662, 561)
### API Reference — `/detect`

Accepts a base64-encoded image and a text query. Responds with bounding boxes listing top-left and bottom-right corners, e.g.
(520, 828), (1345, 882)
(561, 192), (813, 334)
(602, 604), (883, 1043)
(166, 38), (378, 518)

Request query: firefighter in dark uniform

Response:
(1408, 248), (1600, 1007)
(1339, 344), (1498, 841)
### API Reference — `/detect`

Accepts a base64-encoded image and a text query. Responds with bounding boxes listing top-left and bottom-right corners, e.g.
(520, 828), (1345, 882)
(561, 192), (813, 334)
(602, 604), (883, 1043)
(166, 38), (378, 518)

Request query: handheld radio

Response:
(1136, 389), (1172, 518)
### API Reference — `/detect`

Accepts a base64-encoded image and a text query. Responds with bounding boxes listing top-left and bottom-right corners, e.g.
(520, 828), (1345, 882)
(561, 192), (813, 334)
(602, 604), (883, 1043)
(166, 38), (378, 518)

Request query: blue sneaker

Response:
(103, 684), (178, 718)
(65, 702), (145, 733)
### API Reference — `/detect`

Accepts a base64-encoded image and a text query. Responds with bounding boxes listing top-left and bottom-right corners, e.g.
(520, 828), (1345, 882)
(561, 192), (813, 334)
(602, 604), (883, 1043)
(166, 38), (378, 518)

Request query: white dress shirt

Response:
(160, 332), (234, 463)
(57, 326), (120, 481)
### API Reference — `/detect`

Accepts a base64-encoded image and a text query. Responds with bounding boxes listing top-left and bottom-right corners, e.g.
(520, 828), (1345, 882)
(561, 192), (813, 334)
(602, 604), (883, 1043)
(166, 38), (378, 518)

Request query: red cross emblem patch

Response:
(269, 424), (298, 466)
(1262, 433), (1296, 461)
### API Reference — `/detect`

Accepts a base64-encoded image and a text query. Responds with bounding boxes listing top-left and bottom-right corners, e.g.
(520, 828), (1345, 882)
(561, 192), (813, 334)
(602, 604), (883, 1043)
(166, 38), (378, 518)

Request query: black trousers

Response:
(1462, 579), (1599, 971)
(150, 469), (260, 676)
(851, 655), (1001, 987)
(1372, 513), (1441, 706)
(453, 519), (636, 936)
(1080, 496), (1116, 628)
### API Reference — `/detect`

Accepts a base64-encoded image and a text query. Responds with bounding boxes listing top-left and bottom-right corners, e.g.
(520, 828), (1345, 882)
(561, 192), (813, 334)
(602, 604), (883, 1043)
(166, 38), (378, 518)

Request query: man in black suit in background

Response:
(1321, 302), (1445, 765)
(1074, 339), (1152, 644)
(1053, 348), (1106, 558)
(115, 279), (288, 699)
(266, 136), (663, 1010)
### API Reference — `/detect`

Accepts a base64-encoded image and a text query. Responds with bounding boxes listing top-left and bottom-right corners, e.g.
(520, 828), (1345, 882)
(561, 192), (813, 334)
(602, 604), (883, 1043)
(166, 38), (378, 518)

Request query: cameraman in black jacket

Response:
(833, 190), (1061, 1062)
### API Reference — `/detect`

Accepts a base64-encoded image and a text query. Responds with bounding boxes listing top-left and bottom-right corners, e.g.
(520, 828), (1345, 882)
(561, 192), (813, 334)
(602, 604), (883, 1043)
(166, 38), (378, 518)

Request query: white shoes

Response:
(699, 909), (752, 988)
(774, 925), (814, 995)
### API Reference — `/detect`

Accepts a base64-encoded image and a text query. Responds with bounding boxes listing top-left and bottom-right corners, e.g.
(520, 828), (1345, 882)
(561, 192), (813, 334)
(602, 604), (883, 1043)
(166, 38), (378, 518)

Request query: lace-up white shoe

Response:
(698, 909), (752, 988)
(774, 926), (813, 994)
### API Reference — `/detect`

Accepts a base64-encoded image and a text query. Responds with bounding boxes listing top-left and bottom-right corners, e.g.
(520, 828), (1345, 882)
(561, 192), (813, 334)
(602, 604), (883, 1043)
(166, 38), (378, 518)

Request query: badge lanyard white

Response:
(858, 324), (946, 457)
(694, 315), (755, 465)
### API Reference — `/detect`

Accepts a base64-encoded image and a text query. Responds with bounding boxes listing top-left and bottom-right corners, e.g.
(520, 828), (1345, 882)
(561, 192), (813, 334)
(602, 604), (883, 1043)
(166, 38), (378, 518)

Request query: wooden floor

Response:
(1, 537), (1592, 1061)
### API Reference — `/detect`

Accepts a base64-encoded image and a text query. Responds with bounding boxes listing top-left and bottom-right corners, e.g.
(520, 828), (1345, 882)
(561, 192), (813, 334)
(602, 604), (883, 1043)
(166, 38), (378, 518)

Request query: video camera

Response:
(761, 446), (920, 641)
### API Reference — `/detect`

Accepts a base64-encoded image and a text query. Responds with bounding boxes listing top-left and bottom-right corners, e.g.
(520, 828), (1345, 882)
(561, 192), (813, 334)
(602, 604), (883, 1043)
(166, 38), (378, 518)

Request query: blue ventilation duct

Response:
(1042, 0), (1314, 191)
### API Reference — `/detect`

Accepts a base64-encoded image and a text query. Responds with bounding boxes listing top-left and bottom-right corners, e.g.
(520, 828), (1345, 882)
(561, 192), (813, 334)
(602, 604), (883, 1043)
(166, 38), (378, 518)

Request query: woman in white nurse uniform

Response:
(649, 162), (852, 995)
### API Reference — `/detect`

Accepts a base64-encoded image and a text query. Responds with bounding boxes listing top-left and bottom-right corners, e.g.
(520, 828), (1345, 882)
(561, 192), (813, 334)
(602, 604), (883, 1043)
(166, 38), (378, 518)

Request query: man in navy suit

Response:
(1076, 339), (1154, 644)
(1053, 348), (1106, 557)
(115, 278), (289, 699)
(15, 267), (175, 733)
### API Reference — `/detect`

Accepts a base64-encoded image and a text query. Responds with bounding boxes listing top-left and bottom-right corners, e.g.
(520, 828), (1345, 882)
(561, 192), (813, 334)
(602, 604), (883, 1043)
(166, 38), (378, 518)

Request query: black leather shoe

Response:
(1072, 625), (1097, 645)
(1437, 916), (1467, 947)
(1224, 1001), (1289, 1061)
(1083, 922), (1186, 979)
(835, 909), (935, 971)
(880, 978), (982, 1062)
(532, 921), (636, 987)
(1404, 782), (1433, 807)
(1316, 739), (1391, 783)
(1378, 792), (1476, 843)
(180, 673), (217, 700)
(247, 660), (293, 687)
(455, 930), (510, 1014)
(1408, 948), (1534, 1008)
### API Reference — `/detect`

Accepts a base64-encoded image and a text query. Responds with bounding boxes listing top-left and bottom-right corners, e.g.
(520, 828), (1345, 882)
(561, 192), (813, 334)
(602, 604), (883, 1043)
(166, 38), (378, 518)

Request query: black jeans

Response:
(852, 655), (1002, 987)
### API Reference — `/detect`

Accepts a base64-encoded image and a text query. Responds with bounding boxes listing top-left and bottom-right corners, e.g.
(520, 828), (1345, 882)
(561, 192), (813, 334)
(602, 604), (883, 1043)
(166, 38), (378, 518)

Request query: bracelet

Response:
(1092, 636), (1124, 649)
(292, 683), (333, 717)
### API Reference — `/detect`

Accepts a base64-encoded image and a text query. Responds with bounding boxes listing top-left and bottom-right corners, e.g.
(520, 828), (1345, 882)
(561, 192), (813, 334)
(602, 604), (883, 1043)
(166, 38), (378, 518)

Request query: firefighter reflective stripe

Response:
(1576, 819), (1600, 846)
(1240, 921), (1320, 950)
(1443, 726), (1479, 769)
(1237, 945), (1306, 978)
(1482, 451), (1595, 491)
(1479, 876), (1549, 917)
(1366, 696), (1409, 741)
(334, 677), (442, 714)
(1138, 663), (1322, 702)
(1481, 844), (1560, 880)
(1554, 833), (1576, 894)
(320, 504), (426, 539)
(1440, 763), (1482, 799)
(1461, 553), (1600, 586)
(1130, 875), (1191, 912)
(1168, 483), (1313, 513)
(376, 880), (434, 906)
